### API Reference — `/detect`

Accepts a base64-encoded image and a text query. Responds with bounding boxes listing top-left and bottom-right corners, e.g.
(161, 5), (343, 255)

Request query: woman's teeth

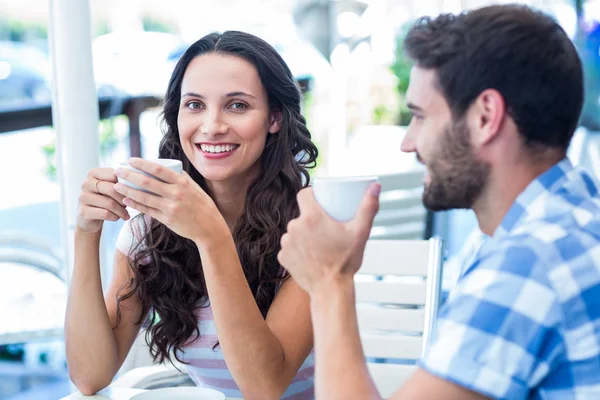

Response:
(198, 144), (239, 153)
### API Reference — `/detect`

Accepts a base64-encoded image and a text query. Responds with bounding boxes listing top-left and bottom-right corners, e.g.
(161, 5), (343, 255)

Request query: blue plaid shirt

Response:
(420, 159), (600, 399)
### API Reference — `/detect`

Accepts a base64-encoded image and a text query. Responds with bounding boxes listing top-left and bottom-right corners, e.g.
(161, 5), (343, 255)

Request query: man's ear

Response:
(470, 89), (506, 147)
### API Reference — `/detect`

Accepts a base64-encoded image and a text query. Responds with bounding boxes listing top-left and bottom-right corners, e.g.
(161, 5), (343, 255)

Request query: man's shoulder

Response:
(492, 173), (600, 270)
(471, 213), (600, 313)
(538, 166), (600, 237)
(474, 233), (555, 277)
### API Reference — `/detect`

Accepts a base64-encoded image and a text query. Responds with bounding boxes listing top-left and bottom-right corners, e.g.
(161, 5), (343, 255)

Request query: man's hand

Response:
(277, 183), (381, 295)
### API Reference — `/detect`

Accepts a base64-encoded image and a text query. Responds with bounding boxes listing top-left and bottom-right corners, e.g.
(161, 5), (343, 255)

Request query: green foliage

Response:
(94, 19), (111, 38)
(99, 117), (121, 153)
(300, 90), (323, 176)
(142, 16), (177, 34)
(301, 90), (314, 124)
(41, 142), (57, 181)
(389, 22), (415, 126)
(0, 19), (47, 42)
(373, 104), (397, 125)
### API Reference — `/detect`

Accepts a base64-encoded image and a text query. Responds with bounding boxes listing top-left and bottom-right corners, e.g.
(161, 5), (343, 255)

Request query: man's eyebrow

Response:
(406, 102), (423, 112)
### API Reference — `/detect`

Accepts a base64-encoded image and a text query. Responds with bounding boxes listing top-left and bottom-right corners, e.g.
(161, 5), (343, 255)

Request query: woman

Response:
(65, 31), (318, 400)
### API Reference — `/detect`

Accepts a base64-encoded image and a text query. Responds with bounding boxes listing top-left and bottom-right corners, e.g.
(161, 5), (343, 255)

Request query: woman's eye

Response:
(230, 102), (248, 110)
(187, 101), (203, 110)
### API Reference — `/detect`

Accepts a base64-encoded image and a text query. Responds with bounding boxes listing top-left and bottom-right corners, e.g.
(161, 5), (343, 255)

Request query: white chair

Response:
(356, 238), (443, 397)
(112, 362), (192, 390)
(370, 169), (432, 240)
(0, 232), (66, 346)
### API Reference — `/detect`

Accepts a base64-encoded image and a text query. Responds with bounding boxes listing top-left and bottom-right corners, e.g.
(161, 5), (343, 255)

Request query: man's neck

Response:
(473, 159), (560, 236)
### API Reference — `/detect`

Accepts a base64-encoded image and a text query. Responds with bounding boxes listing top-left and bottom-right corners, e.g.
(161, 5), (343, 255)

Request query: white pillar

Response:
(48, 0), (99, 284)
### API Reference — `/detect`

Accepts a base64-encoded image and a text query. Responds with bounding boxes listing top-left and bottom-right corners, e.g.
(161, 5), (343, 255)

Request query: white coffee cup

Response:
(117, 158), (183, 195)
(313, 176), (379, 222)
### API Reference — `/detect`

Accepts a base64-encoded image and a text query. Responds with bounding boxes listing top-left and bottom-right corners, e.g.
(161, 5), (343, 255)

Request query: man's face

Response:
(401, 67), (490, 211)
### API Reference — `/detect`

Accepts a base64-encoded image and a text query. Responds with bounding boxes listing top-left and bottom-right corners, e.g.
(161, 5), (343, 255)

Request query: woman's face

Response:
(177, 53), (280, 184)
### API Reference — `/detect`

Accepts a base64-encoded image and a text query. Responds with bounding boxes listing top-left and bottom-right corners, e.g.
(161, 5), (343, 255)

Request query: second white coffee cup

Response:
(313, 176), (379, 222)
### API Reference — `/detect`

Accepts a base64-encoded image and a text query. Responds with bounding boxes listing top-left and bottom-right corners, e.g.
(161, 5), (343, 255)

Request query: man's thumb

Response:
(350, 183), (381, 235)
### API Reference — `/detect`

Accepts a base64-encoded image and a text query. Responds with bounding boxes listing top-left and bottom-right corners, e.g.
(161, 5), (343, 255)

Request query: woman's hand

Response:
(114, 158), (228, 246)
(77, 168), (130, 234)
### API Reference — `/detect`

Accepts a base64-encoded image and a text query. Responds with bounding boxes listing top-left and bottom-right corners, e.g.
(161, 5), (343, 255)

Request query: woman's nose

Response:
(200, 110), (229, 137)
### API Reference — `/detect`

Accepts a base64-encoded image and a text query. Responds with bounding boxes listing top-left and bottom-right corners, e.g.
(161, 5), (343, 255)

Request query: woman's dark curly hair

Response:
(115, 31), (318, 365)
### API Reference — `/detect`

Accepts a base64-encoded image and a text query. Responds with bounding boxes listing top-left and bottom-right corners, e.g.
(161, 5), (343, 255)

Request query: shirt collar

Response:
(493, 158), (573, 239)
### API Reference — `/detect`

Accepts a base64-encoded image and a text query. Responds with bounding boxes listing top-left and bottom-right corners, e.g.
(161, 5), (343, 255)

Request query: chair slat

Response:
(378, 169), (425, 189)
(357, 307), (425, 332)
(355, 281), (427, 305)
(356, 238), (442, 397)
(374, 207), (427, 226)
(372, 169), (428, 239)
(374, 214), (426, 238)
(358, 240), (430, 276)
(362, 334), (423, 359)
(370, 223), (427, 240)
(377, 195), (424, 212)
(371, 230), (425, 241)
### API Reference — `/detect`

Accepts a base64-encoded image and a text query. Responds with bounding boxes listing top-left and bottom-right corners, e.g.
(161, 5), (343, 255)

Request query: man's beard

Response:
(422, 118), (491, 211)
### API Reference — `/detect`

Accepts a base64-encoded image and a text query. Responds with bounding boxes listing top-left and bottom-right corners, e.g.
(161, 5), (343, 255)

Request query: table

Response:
(61, 387), (146, 400)
(60, 386), (241, 400)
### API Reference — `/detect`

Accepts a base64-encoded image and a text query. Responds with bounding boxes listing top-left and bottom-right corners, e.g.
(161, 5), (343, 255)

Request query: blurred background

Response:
(0, 0), (598, 398)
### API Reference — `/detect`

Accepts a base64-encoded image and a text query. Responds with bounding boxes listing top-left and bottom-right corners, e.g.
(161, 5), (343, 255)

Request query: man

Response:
(278, 4), (600, 399)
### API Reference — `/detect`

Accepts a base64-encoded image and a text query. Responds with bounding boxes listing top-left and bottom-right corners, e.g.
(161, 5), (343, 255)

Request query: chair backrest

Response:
(355, 238), (443, 397)
(370, 169), (430, 240)
(0, 232), (65, 281)
(0, 232), (66, 346)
